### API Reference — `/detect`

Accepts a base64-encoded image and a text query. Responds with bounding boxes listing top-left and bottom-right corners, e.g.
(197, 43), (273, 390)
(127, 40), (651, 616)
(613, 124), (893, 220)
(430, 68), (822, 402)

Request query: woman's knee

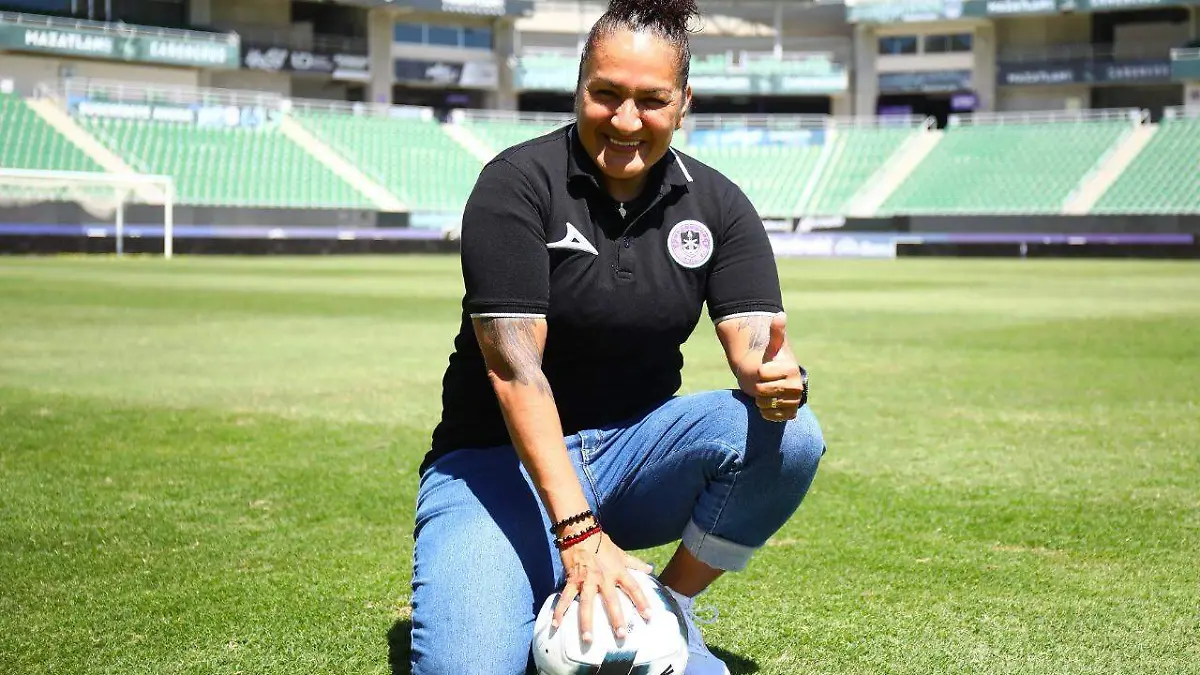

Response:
(777, 405), (826, 490)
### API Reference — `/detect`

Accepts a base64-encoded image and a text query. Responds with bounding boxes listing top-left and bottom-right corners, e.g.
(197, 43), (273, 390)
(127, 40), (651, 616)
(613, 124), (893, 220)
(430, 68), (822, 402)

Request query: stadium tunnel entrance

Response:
(876, 92), (975, 128)
(393, 86), (488, 118)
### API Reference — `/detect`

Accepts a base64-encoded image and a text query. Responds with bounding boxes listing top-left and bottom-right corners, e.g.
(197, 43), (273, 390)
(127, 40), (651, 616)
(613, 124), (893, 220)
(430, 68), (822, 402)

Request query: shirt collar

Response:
(565, 123), (692, 194)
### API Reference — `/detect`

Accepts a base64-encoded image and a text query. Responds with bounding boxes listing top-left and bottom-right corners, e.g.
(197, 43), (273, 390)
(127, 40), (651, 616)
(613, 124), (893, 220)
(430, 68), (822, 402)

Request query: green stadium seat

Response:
(805, 127), (913, 216)
(881, 119), (1130, 215)
(74, 114), (370, 209)
(461, 118), (570, 156)
(296, 111), (481, 212)
(0, 93), (102, 173)
(679, 142), (823, 218)
(1092, 116), (1200, 214)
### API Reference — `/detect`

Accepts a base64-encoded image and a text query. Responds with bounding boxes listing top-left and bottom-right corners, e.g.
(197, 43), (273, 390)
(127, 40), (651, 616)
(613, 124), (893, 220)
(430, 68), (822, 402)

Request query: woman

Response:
(410, 0), (826, 672)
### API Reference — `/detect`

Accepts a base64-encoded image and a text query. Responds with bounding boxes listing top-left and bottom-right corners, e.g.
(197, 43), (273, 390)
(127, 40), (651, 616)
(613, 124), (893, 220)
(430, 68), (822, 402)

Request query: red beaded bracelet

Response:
(554, 523), (602, 551)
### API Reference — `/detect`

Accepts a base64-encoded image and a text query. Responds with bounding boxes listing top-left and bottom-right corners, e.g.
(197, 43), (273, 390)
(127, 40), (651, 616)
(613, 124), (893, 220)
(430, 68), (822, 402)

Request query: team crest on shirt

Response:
(666, 220), (713, 269)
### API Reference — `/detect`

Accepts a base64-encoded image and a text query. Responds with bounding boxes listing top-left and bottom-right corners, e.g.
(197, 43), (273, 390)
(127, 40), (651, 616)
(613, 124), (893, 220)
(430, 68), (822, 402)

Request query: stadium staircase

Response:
(17, 95), (167, 204)
(440, 122), (498, 163)
(457, 116), (571, 157)
(680, 143), (824, 218)
(277, 115), (406, 212)
(294, 111), (482, 212)
(74, 113), (372, 209)
(1062, 123), (1156, 215)
(1091, 110), (1200, 214)
(844, 127), (942, 218)
(879, 113), (1133, 215)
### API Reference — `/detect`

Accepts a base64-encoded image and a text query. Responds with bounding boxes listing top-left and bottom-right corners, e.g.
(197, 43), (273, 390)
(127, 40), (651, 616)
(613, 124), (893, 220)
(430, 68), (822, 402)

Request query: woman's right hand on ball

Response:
(552, 532), (654, 643)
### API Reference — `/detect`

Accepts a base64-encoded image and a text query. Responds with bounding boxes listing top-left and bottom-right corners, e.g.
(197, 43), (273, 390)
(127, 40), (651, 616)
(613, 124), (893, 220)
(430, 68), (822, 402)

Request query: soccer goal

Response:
(0, 169), (176, 258)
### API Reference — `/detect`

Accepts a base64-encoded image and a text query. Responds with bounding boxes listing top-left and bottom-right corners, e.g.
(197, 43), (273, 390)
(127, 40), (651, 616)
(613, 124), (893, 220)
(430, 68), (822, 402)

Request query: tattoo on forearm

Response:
(478, 318), (554, 398)
(736, 316), (772, 352)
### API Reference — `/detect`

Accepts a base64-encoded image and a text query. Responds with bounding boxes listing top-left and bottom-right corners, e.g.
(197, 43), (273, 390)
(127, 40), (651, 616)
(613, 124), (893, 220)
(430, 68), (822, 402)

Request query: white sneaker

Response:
(666, 587), (731, 675)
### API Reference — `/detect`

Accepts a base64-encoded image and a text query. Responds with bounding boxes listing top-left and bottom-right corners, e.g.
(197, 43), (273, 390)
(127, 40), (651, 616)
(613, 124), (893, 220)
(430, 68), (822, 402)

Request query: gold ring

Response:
(769, 398), (779, 409)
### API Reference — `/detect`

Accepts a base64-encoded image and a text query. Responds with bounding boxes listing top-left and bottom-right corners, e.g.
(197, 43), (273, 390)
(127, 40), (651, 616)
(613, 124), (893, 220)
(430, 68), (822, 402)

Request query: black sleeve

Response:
(460, 159), (550, 317)
(705, 180), (784, 322)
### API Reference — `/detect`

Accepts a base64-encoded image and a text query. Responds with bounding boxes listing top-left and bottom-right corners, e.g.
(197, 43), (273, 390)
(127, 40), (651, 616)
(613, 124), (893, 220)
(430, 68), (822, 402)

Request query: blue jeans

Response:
(409, 389), (826, 674)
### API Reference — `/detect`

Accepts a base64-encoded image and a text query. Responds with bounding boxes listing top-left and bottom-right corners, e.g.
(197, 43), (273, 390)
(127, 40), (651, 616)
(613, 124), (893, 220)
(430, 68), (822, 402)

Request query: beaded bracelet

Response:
(554, 523), (602, 551)
(549, 509), (595, 534)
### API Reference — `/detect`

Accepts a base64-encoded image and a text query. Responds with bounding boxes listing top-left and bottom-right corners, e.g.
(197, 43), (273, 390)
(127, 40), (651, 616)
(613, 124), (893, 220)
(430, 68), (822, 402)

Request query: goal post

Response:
(0, 169), (176, 258)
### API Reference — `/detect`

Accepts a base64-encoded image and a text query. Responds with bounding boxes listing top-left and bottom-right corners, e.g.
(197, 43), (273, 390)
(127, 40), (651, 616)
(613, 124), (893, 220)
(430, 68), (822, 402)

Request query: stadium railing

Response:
(451, 108), (574, 127)
(45, 77), (433, 121)
(947, 108), (1146, 127)
(1162, 104), (1200, 121)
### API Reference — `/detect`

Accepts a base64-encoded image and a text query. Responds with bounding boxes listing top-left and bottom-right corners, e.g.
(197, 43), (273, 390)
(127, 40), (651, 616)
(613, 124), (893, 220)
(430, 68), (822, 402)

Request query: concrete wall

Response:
(876, 53), (974, 73)
(853, 24), (876, 116)
(206, 0), (290, 29)
(994, 14), (1091, 52)
(996, 84), (1090, 112)
(204, 69), (291, 96)
(0, 54), (199, 93)
(367, 7), (394, 104)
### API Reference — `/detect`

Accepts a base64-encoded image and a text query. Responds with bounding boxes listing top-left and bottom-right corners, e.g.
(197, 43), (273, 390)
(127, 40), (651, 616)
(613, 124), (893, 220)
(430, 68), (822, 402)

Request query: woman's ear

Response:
(676, 85), (693, 129)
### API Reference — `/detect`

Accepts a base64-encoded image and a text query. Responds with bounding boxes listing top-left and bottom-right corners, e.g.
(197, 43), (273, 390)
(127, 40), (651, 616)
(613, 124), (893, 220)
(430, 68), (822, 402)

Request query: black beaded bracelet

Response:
(549, 509), (595, 534)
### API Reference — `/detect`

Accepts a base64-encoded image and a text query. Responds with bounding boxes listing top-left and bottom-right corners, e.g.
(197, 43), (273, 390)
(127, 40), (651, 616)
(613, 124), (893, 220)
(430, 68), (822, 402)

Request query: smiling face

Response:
(575, 28), (692, 202)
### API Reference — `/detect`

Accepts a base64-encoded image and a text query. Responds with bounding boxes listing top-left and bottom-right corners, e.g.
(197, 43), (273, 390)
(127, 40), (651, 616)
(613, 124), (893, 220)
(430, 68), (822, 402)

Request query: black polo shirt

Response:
(423, 124), (782, 473)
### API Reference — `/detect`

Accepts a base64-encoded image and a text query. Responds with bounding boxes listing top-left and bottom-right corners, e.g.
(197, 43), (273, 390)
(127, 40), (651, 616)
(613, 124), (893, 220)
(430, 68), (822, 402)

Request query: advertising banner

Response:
(0, 22), (239, 68)
(998, 58), (1172, 85)
(400, 0), (534, 16)
(685, 129), (827, 148)
(768, 233), (898, 259)
(977, 0), (1062, 14)
(847, 0), (976, 23)
(846, 0), (1199, 22)
(515, 66), (847, 95)
(242, 44), (369, 81)
(70, 98), (282, 129)
(1175, 53), (1200, 81)
(394, 58), (498, 88)
(1072, 0), (1200, 10)
(878, 70), (973, 93)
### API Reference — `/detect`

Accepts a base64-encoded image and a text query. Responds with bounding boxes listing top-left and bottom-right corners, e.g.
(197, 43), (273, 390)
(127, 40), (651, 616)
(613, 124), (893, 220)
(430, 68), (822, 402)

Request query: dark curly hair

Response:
(576, 0), (701, 91)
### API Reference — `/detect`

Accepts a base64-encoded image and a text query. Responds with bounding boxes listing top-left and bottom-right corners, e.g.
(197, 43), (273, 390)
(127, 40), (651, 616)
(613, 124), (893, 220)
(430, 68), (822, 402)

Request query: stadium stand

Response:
(75, 114), (372, 208)
(1092, 109), (1200, 214)
(880, 112), (1137, 215)
(681, 142), (823, 217)
(2, 80), (1196, 222)
(803, 125), (915, 216)
(460, 115), (570, 156)
(296, 111), (482, 212)
(0, 92), (102, 173)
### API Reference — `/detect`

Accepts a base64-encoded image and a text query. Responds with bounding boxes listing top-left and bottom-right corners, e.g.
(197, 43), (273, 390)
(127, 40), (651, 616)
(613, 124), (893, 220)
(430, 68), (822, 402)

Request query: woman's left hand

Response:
(748, 313), (806, 422)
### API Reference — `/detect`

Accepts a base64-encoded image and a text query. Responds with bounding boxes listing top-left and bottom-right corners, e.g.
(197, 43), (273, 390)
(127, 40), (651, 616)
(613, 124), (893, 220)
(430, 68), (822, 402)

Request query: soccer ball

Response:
(532, 569), (689, 675)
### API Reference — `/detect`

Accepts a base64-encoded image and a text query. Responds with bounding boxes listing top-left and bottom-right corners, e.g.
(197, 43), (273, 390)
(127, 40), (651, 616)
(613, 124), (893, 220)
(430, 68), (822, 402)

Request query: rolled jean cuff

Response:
(681, 519), (756, 572)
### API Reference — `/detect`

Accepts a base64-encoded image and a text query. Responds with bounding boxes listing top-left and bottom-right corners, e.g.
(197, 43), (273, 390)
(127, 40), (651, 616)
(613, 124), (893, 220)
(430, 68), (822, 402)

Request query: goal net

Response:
(0, 169), (176, 258)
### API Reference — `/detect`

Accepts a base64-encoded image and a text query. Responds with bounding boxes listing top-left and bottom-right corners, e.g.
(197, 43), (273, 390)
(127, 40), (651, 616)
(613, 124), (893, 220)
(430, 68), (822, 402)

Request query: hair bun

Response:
(604, 0), (699, 35)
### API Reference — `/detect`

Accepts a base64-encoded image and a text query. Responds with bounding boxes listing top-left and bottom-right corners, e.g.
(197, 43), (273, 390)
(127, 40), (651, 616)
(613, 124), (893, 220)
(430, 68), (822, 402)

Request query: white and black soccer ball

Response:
(532, 569), (689, 675)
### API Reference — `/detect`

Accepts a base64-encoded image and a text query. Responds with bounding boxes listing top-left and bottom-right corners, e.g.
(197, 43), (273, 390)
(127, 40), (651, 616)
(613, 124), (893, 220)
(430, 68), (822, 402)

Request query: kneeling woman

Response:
(408, 1), (826, 672)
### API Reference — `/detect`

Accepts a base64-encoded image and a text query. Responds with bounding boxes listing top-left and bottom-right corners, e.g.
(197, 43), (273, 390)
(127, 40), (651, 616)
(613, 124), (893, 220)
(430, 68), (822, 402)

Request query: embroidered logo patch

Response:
(666, 220), (713, 268)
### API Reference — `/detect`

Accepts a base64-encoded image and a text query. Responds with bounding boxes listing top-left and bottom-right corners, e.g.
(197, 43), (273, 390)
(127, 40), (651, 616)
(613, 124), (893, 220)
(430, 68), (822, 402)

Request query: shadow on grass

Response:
(387, 619), (412, 675)
(388, 617), (758, 674)
(712, 646), (760, 674)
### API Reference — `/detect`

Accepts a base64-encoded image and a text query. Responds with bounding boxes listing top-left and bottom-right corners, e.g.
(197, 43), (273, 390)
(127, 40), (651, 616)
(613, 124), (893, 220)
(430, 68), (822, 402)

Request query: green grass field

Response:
(1, 255), (1198, 675)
